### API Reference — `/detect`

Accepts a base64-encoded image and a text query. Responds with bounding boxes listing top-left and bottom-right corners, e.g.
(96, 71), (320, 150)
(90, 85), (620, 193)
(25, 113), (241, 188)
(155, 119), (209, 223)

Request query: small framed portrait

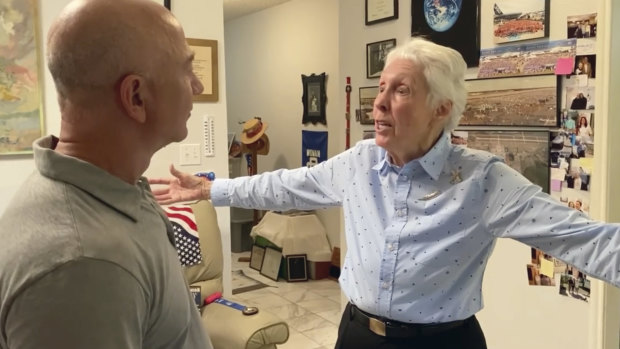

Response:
(302, 73), (327, 125)
(249, 245), (266, 271)
(163, 0), (170, 10)
(365, 0), (398, 25)
(366, 39), (396, 79)
(260, 247), (282, 282)
(285, 254), (308, 282)
(358, 86), (379, 125)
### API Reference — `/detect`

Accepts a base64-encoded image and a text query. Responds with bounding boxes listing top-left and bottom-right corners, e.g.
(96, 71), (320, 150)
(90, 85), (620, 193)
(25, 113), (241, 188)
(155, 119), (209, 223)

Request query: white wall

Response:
(337, 0), (610, 348)
(224, 0), (342, 248)
(2, 0), (233, 297)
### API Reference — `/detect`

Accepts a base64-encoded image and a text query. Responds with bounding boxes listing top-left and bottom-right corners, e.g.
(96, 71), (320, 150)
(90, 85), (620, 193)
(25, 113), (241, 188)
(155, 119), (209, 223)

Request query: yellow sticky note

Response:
(540, 258), (554, 278)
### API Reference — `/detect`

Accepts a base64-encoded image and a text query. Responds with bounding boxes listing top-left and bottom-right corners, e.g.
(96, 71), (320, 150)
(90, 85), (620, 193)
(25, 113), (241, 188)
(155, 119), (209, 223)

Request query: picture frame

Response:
(363, 130), (376, 140)
(249, 245), (266, 271)
(359, 86), (379, 125)
(260, 247), (282, 282)
(461, 75), (558, 127)
(163, 0), (171, 10)
(186, 38), (218, 102)
(285, 254), (308, 282)
(301, 73), (327, 125)
(451, 130), (550, 193)
(478, 39), (576, 79)
(493, 0), (550, 44)
(366, 39), (396, 79)
(1, 0), (44, 156)
(411, 0), (481, 67)
(365, 0), (398, 25)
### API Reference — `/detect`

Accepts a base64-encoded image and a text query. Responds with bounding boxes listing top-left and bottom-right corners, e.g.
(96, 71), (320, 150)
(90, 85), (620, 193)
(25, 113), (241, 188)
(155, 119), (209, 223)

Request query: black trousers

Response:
(334, 303), (487, 349)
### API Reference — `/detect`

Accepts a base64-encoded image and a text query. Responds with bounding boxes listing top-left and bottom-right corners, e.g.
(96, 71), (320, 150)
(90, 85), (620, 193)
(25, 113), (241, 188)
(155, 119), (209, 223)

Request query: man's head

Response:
(47, 0), (203, 149)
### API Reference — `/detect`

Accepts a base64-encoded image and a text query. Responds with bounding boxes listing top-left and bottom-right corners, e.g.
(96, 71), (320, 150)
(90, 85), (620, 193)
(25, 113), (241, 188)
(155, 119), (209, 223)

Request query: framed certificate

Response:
(365, 0), (398, 25)
(286, 254), (308, 282)
(260, 247), (282, 282)
(187, 38), (219, 102)
(249, 245), (265, 271)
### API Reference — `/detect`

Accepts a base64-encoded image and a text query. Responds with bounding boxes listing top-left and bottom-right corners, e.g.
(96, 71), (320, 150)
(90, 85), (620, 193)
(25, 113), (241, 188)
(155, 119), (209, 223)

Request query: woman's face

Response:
(568, 202), (575, 208)
(579, 117), (587, 126)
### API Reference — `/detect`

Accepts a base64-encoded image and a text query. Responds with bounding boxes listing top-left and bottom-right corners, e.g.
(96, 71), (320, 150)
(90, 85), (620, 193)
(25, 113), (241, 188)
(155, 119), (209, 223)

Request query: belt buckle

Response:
(368, 317), (386, 336)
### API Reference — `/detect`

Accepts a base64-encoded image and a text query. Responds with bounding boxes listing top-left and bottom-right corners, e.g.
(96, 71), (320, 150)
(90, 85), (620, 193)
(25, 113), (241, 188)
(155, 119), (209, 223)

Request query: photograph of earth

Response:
(411, 0), (481, 67)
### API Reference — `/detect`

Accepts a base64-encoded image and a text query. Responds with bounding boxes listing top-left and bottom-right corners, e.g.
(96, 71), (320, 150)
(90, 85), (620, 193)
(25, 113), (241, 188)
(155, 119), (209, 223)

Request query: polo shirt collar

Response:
(34, 135), (143, 221)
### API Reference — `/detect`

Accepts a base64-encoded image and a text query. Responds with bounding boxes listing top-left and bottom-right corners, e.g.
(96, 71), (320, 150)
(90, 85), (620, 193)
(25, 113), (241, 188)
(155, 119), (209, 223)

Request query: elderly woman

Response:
(150, 38), (620, 349)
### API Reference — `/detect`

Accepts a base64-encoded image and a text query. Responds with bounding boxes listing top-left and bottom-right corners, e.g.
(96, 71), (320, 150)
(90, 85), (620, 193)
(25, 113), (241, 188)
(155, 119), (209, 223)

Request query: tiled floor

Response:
(230, 252), (341, 349)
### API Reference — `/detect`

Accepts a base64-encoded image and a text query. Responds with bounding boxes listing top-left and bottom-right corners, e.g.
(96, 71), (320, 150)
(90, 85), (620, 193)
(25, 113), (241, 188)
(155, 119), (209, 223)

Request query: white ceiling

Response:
(223, 0), (291, 22)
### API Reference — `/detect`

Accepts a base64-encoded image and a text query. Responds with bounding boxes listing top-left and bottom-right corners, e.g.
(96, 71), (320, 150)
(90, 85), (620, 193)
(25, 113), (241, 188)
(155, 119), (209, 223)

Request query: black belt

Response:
(349, 303), (471, 338)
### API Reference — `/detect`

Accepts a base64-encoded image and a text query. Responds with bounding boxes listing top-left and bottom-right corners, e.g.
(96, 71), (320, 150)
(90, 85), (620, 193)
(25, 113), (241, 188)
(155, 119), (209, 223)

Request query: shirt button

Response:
(382, 282), (390, 289)
(387, 244), (395, 251)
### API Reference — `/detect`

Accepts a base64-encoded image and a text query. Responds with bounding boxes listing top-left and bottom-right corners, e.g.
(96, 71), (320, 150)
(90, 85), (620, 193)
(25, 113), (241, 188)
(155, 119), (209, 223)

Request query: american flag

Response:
(163, 205), (203, 267)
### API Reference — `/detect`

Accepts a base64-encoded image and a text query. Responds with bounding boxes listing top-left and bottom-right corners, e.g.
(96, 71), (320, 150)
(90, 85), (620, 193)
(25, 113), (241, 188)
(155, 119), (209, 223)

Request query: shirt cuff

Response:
(210, 179), (231, 206)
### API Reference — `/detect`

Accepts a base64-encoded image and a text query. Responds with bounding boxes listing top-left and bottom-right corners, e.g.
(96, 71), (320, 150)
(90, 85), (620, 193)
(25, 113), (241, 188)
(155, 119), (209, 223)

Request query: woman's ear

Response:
(119, 74), (147, 123)
(435, 100), (453, 121)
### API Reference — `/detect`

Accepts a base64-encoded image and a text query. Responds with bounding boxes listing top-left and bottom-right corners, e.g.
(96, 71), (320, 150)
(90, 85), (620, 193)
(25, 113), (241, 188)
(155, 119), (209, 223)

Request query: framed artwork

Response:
(260, 247), (282, 282)
(301, 73), (327, 125)
(187, 38), (218, 102)
(1, 0), (44, 156)
(366, 39), (396, 79)
(358, 86), (379, 125)
(285, 254), (308, 282)
(365, 0), (399, 25)
(411, 0), (481, 67)
(451, 130), (550, 193)
(493, 0), (550, 44)
(478, 39), (576, 78)
(249, 245), (266, 271)
(461, 75), (558, 127)
(363, 130), (376, 140)
(163, 0), (171, 10)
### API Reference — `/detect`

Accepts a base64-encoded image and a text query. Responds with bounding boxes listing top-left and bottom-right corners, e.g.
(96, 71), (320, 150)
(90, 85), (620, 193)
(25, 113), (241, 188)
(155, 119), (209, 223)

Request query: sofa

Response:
(183, 200), (289, 349)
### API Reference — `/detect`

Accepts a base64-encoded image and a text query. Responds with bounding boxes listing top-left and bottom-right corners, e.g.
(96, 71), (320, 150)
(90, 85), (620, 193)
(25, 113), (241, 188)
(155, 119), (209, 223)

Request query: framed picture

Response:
(451, 130), (550, 193)
(260, 247), (282, 282)
(301, 73), (327, 125)
(1, 0), (44, 156)
(187, 38), (218, 102)
(493, 0), (550, 44)
(363, 130), (376, 140)
(163, 0), (171, 10)
(359, 86), (379, 125)
(365, 0), (398, 25)
(411, 0), (481, 67)
(478, 39), (576, 79)
(367, 39), (396, 79)
(461, 75), (558, 127)
(285, 254), (308, 282)
(249, 245), (266, 271)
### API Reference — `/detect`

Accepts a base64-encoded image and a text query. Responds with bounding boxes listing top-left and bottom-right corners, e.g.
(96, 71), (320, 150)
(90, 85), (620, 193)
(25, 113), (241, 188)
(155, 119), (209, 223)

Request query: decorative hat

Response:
(240, 117), (268, 144)
(241, 133), (270, 156)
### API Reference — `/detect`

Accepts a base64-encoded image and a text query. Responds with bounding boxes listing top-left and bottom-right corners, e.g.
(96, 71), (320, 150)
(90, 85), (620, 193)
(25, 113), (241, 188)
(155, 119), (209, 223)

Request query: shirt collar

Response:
(373, 132), (451, 181)
(34, 135), (144, 221)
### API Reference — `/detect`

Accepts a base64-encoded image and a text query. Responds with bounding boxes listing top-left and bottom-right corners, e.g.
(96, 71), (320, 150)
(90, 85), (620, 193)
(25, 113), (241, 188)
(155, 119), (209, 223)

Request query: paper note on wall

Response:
(540, 257), (555, 278)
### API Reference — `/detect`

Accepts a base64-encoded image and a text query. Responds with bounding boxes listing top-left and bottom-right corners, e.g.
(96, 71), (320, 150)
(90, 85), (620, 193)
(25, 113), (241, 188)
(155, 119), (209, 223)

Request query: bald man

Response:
(0, 0), (210, 348)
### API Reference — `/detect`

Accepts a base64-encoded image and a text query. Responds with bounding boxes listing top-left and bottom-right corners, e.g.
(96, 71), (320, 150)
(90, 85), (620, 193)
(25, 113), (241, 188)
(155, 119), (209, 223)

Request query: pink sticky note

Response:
(555, 57), (574, 75)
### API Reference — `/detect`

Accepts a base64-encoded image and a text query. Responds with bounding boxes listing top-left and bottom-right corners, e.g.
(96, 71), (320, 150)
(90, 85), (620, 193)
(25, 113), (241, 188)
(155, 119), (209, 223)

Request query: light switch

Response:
(179, 144), (201, 165)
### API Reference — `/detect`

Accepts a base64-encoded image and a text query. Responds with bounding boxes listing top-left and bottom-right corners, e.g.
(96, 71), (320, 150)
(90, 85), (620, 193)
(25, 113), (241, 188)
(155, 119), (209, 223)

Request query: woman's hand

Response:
(148, 164), (211, 205)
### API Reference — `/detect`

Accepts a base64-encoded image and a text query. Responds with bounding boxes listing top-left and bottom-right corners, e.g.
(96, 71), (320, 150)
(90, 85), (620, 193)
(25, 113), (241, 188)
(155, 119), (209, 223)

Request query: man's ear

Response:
(119, 74), (147, 123)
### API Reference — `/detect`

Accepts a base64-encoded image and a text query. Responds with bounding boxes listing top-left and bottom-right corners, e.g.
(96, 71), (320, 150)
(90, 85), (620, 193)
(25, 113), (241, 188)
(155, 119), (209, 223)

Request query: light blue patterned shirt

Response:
(211, 132), (620, 323)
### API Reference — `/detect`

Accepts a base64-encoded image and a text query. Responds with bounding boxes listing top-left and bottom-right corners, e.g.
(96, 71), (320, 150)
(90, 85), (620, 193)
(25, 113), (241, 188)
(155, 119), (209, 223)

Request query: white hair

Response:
(385, 37), (467, 132)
